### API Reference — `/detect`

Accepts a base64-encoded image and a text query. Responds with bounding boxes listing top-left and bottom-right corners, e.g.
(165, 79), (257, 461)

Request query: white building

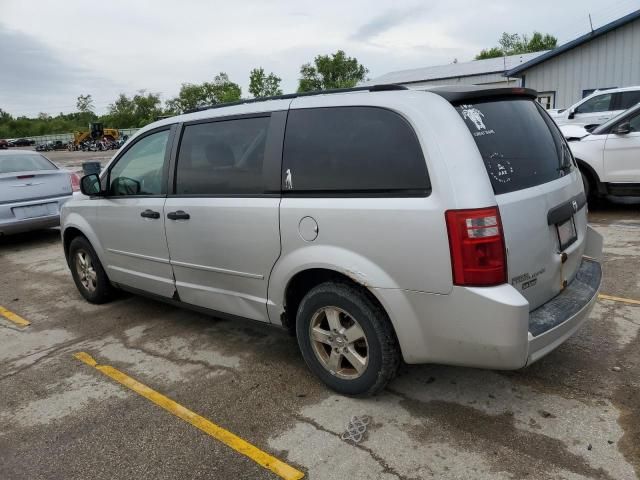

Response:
(505, 9), (640, 109)
(366, 51), (546, 89)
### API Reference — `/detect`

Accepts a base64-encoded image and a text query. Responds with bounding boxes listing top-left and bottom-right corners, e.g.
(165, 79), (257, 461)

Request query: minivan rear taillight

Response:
(445, 207), (507, 286)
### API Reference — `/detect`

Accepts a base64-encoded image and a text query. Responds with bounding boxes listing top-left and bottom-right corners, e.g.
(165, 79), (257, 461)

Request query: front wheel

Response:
(68, 236), (114, 304)
(296, 282), (400, 396)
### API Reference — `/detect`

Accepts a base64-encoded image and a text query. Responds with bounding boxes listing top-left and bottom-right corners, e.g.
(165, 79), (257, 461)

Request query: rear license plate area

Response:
(12, 203), (58, 220)
(556, 216), (577, 251)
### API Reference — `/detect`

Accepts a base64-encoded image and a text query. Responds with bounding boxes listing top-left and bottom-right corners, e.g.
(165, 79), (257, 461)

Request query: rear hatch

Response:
(0, 153), (71, 204)
(455, 96), (586, 310)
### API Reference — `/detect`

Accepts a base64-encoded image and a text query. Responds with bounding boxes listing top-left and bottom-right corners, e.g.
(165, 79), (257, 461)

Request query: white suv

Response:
(62, 85), (603, 396)
(567, 103), (640, 199)
(549, 86), (640, 127)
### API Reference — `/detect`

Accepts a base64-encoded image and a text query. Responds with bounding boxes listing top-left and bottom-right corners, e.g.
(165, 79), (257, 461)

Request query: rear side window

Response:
(175, 116), (270, 195)
(282, 107), (429, 195)
(456, 99), (568, 195)
(617, 90), (640, 110)
(0, 154), (56, 174)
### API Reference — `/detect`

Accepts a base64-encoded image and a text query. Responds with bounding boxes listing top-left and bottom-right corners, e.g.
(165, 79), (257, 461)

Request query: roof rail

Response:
(184, 84), (408, 114)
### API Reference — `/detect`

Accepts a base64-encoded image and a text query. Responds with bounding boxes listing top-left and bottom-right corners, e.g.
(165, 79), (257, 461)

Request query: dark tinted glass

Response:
(282, 107), (429, 194)
(456, 99), (567, 195)
(0, 154), (56, 174)
(176, 116), (269, 195)
(617, 90), (640, 109)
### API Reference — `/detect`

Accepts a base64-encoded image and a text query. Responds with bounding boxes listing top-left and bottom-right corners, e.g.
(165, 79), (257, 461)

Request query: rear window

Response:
(0, 154), (57, 174)
(282, 107), (429, 195)
(456, 99), (569, 195)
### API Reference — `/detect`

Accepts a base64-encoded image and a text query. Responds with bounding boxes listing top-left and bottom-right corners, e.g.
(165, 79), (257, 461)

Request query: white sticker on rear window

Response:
(485, 154), (514, 184)
(460, 105), (495, 137)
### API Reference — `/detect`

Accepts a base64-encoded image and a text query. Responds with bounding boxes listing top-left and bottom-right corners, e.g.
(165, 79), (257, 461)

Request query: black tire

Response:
(296, 282), (400, 396)
(581, 170), (591, 200)
(68, 236), (114, 304)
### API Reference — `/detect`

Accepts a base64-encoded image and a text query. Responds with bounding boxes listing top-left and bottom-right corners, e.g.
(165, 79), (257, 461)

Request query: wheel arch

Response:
(575, 158), (606, 195)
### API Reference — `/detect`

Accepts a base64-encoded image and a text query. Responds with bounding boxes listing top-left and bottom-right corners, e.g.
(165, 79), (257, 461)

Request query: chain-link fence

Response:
(20, 128), (140, 146)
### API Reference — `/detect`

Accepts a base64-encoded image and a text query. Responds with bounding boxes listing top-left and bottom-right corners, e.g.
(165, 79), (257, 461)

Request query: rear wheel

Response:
(68, 236), (114, 304)
(296, 282), (400, 396)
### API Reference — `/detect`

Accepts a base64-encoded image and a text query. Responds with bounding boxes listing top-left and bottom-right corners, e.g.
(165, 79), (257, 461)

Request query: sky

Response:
(1, 0), (639, 117)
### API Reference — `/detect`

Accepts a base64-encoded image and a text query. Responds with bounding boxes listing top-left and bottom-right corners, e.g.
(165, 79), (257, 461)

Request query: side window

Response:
(109, 130), (170, 196)
(617, 91), (640, 110)
(628, 113), (640, 132)
(175, 116), (270, 195)
(575, 94), (613, 114)
(282, 107), (429, 194)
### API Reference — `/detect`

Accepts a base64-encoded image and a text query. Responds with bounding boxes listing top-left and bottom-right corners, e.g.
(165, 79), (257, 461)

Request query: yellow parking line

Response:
(599, 294), (640, 306)
(73, 352), (304, 480)
(0, 305), (31, 327)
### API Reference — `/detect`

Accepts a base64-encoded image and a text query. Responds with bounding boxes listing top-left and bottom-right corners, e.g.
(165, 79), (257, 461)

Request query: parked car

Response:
(10, 138), (35, 147)
(61, 85), (603, 395)
(563, 103), (640, 199)
(549, 86), (640, 127)
(0, 150), (80, 235)
(0, 139), (8, 149)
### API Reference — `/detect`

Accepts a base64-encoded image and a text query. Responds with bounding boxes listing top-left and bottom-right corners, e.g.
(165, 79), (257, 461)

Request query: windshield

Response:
(592, 104), (640, 135)
(0, 154), (57, 174)
(456, 98), (572, 195)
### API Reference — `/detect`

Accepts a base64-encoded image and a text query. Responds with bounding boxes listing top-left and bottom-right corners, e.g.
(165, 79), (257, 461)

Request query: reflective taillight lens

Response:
(70, 173), (80, 192)
(445, 207), (507, 286)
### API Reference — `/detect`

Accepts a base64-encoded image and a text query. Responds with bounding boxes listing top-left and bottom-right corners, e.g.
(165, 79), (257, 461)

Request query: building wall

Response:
(522, 18), (640, 108)
(401, 72), (521, 89)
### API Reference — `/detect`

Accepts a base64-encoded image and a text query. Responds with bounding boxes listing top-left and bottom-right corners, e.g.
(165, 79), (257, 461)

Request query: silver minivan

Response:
(62, 85), (603, 396)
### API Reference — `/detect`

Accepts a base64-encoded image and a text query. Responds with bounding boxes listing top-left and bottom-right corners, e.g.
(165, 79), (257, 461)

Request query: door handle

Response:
(140, 209), (160, 219)
(167, 210), (190, 220)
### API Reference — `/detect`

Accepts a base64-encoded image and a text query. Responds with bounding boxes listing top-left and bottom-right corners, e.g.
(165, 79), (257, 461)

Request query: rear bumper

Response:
(0, 195), (72, 235)
(526, 258), (601, 365)
(376, 256), (601, 369)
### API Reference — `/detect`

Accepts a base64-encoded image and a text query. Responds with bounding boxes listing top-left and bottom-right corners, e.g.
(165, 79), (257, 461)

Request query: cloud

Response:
(351, 6), (426, 42)
(0, 24), (120, 116)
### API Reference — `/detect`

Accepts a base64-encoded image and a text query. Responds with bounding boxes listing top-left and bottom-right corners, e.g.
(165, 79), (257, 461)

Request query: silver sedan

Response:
(0, 150), (79, 235)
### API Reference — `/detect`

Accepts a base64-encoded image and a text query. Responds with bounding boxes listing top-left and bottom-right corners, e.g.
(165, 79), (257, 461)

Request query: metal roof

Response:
(506, 9), (640, 76)
(365, 51), (547, 85)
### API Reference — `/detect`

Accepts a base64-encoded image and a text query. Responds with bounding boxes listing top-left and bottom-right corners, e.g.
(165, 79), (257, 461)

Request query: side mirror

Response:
(613, 122), (631, 135)
(80, 173), (103, 196)
(567, 109), (576, 120)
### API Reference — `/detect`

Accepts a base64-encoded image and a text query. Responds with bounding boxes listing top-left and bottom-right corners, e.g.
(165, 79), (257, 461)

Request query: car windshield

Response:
(592, 104), (640, 135)
(0, 154), (57, 174)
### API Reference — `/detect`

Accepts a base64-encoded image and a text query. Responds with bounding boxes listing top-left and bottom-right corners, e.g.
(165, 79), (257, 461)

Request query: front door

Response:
(604, 112), (640, 182)
(95, 127), (175, 297)
(163, 113), (284, 322)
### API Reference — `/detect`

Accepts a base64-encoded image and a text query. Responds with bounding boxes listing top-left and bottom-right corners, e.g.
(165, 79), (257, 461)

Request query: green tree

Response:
(167, 72), (242, 114)
(249, 67), (283, 98)
(475, 32), (557, 60)
(76, 94), (94, 113)
(297, 50), (368, 92)
(104, 91), (164, 128)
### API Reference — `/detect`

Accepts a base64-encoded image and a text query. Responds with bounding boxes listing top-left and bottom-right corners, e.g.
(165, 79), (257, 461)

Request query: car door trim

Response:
(106, 248), (170, 264)
(169, 259), (264, 279)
